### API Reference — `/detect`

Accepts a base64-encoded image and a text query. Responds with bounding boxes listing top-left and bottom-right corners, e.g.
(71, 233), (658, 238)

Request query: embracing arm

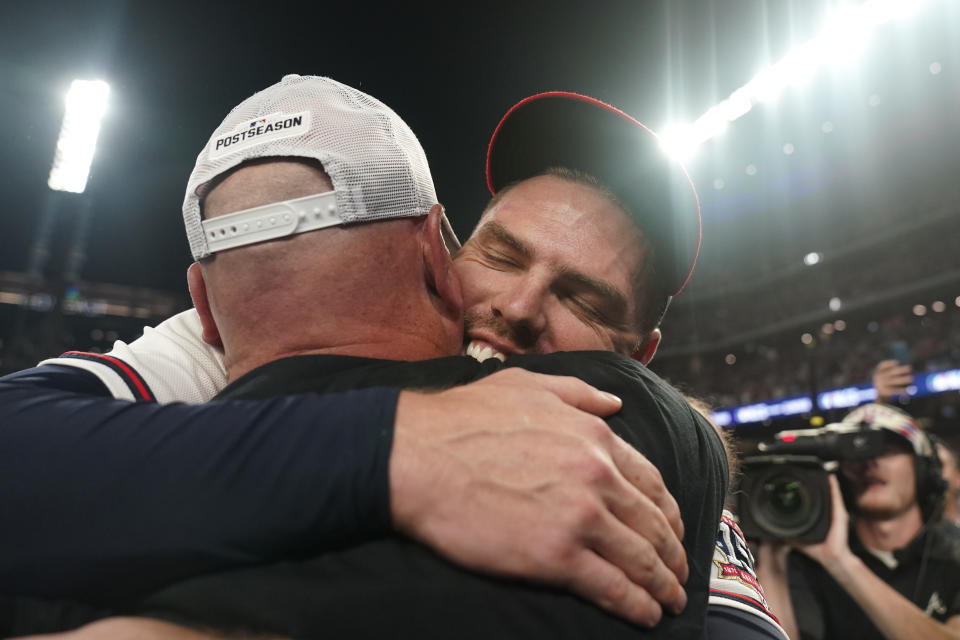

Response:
(2, 362), (687, 629)
(8, 312), (708, 638)
(0, 368), (397, 602)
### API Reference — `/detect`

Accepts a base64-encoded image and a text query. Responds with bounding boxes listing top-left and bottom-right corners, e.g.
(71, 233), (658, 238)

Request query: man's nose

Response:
(842, 457), (877, 478)
(492, 277), (548, 346)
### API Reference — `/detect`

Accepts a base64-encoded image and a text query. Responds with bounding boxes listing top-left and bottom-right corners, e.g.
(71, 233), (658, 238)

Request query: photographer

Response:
(873, 358), (960, 527)
(755, 404), (960, 640)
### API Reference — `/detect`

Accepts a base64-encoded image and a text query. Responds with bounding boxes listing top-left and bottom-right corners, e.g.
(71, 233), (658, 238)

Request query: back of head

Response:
(184, 74), (457, 259)
(181, 75), (462, 378)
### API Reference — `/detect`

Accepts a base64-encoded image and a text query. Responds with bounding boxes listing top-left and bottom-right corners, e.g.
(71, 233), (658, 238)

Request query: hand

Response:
(753, 539), (803, 640)
(873, 359), (913, 403)
(754, 539), (791, 577)
(390, 368), (687, 627)
(795, 474), (853, 568)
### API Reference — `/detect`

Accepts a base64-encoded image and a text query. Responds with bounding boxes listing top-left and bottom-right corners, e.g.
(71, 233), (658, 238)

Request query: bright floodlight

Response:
(658, 0), (932, 160)
(48, 79), (110, 193)
(659, 124), (699, 162)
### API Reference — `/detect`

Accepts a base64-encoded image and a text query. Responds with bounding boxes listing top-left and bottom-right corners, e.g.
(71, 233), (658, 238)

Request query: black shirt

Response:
(140, 351), (728, 639)
(789, 523), (960, 639)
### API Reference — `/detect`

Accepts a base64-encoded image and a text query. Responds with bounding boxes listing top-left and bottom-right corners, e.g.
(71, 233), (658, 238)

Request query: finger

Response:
(828, 473), (846, 516)
(604, 479), (689, 586)
(755, 540), (789, 565)
(875, 359), (898, 371)
(607, 435), (685, 544)
(587, 508), (688, 614)
(564, 550), (664, 627)
(507, 370), (622, 416)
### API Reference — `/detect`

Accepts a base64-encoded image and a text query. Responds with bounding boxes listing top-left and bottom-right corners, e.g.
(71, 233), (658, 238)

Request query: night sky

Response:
(2, 0), (959, 298)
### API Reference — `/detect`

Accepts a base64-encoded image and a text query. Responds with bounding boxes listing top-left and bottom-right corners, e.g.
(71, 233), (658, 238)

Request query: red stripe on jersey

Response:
(60, 351), (155, 401)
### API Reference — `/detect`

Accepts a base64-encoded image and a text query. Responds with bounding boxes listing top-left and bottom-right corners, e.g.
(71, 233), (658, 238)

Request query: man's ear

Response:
(186, 262), (223, 348)
(421, 204), (463, 319)
(631, 328), (661, 366)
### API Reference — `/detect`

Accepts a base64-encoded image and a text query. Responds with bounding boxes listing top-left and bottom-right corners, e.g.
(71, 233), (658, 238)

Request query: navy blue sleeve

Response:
(0, 366), (398, 605)
(708, 608), (789, 640)
(0, 364), (115, 395)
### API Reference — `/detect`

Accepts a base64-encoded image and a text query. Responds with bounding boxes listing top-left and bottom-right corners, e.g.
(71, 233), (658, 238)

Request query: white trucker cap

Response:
(182, 74), (459, 260)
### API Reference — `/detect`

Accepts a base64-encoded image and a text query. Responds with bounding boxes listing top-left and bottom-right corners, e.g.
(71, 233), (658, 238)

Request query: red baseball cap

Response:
(486, 91), (702, 299)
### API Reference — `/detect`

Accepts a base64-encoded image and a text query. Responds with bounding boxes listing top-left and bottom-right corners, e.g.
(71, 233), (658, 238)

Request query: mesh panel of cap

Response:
(183, 74), (438, 260)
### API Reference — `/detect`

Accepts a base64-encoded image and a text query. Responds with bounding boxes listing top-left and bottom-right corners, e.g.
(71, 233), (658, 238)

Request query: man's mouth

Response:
(857, 476), (886, 492)
(465, 339), (507, 363)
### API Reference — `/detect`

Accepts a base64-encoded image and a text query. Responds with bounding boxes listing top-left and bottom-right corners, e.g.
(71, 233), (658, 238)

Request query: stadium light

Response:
(48, 79), (110, 194)
(659, 0), (933, 160)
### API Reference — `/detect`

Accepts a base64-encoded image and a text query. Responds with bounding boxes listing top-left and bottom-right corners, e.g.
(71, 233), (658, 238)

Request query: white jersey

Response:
(39, 308), (227, 403)
(709, 510), (789, 640)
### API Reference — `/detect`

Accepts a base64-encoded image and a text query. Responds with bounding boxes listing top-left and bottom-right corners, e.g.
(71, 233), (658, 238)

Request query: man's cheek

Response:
(462, 270), (501, 308)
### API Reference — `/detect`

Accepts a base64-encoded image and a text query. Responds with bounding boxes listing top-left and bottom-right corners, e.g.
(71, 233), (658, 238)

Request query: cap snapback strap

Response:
(201, 191), (341, 254)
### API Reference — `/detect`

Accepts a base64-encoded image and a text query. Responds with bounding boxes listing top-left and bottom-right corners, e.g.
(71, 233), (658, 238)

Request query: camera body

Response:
(736, 424), (890, 542)
(737, 455), (833, 542)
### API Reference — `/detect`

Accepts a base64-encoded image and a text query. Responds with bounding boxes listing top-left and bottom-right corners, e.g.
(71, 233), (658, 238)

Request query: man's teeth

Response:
(466, 341), (507, 362)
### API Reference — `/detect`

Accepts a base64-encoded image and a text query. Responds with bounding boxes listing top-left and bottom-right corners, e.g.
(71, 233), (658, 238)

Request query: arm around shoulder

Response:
(0, 377), (399, 601)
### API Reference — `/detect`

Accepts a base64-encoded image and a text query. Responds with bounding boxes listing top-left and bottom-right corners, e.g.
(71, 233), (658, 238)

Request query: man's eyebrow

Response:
(478, 219), (630, 319)
(477, 221), (532, 259)
(559, 268), (630, 317)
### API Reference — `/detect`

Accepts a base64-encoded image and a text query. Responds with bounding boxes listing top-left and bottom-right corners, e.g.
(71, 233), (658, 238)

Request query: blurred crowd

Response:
(651, 203), (960, 410)
(653, 303), (960, 409)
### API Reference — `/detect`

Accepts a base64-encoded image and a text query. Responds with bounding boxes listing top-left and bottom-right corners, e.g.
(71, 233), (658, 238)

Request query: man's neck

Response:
(225, 335), (456, 382)
(944, 497), (960, 524)
(854, 505), (925, 552)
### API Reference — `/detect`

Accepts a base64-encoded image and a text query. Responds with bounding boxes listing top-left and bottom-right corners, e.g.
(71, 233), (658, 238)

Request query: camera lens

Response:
(750, 467), (825, 539)
(764, 477), (807, 518)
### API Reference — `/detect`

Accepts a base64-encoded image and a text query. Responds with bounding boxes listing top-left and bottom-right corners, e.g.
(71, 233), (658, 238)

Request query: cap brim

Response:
(486, 92), (701, 296)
